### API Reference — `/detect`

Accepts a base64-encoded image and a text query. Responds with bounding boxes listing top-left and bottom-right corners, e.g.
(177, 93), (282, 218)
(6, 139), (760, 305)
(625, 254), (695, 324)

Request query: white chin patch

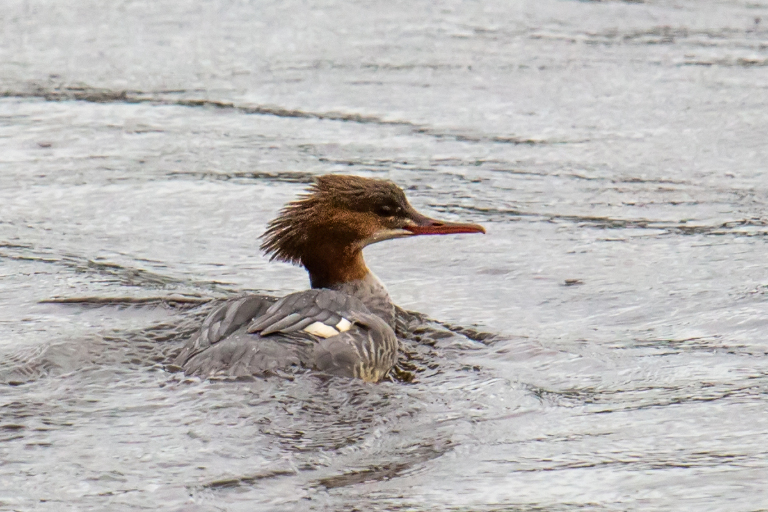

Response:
(303, 318), (353, 338)
(360, 228), (412, 247)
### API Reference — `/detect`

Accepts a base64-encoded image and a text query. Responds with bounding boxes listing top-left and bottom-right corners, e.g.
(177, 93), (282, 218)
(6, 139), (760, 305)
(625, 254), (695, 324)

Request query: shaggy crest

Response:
(260, 175), (408, 266)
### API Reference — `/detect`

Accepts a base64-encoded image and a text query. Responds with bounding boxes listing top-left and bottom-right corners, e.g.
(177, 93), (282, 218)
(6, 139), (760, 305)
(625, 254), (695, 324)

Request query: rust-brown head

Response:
(260, 175), (485, 288)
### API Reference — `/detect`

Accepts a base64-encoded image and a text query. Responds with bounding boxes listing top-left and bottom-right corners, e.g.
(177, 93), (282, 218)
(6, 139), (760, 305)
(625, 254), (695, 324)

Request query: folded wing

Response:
(174, 290), (398, 381)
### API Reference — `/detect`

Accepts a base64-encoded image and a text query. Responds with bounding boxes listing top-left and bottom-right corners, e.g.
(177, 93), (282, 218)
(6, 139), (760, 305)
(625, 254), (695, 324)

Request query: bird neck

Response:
(305, 244), (369, 290)
(315, 269), (396, 329)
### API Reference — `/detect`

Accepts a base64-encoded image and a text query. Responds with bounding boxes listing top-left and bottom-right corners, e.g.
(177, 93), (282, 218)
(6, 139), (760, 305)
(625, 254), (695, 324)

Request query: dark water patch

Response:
(306, 61), (470, 72)
(681, 57), (768, 67)
(0, 244), (231, 292)
(431, 204), (525, 221)
(0, 424), (26, 431)
(317, 157), (436, 171)
(462, 167), (695, 184)
(1, 83), (414, 125)
(436, 322), (501, 345)
(438, 204), (768, 237)
(413, 128), (557, 146)
(507, 451), (757, 472)
(616, 26), (710, 45)
(616, 176), (690, 185)
(175, 98), (412, 127)
(0, 241), (35, 251)
(3, 84), (570, 147)
(575, 0), (645, 3)
(0, 400), (66, 437)
(166, 169), (317, 184)
(527, 385), (589, 408)
(40, 294), (213, 309)
(546, 214), (661, 231)
(632, 336), (733, 354)
(202, 469), (297, 489)
(0, 434), (25, 443)
(531, 25), (768, 51)
(738, 283), (768, 301)
(598, 26), (766, 48)
(582, 381), (767, 413)
(315, 441), (450, 489)
(317, 157), (390, 168)
(60, 256), (229, 290)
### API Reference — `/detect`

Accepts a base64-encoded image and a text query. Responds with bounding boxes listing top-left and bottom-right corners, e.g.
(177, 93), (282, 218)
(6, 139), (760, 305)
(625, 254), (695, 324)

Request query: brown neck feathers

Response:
(304, 246), (369, 289)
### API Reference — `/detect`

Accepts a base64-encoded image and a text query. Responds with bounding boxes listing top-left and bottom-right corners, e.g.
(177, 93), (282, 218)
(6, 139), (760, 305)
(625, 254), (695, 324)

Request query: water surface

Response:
(2, 0), (768, 510)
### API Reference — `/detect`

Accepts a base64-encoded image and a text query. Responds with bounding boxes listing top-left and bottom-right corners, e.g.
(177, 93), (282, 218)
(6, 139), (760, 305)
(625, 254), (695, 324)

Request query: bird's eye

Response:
(376, 204), (404, 217)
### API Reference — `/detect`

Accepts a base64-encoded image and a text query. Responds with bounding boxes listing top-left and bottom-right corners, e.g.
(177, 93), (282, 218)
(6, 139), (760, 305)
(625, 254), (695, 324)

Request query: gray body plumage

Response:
(174, 273), (399, 382)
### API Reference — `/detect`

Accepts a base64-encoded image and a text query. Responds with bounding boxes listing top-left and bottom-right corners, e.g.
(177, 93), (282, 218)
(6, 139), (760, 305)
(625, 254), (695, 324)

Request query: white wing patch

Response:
(303, 317), (353, 338)
(335, 318), (352, 332)
(304, 321), (340, 338)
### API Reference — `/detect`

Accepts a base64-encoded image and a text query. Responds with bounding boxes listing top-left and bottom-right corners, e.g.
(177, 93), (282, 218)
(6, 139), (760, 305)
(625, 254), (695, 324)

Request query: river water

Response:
(2, 0), (768, 510)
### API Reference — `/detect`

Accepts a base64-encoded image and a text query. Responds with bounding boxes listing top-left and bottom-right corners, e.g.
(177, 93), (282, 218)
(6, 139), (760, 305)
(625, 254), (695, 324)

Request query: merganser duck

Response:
(173, 175), (485, 382)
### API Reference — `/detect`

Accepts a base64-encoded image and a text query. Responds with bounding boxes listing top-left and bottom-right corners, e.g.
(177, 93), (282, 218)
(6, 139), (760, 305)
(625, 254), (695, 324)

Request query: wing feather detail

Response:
(175, 290), (398, 382)
(246, 289), (367, 338)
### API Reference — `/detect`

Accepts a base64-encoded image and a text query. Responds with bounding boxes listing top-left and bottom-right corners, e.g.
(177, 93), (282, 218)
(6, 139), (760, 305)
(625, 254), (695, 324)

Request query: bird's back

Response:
(173, 288), (398, 382)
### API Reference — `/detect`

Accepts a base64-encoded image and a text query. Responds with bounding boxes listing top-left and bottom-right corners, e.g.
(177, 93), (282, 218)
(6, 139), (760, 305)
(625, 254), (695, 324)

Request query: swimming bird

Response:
(174, 175), (485, 382)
